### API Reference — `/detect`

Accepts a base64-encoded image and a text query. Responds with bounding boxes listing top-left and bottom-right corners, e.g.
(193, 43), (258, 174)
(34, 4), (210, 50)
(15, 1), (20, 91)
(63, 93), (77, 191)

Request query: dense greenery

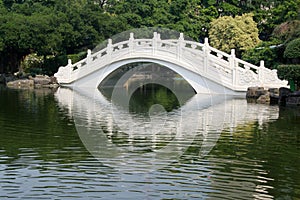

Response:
(284, 38), (300, 62)
(241, 40), (282, 68)
(277, 65), (300, 90)
(0, 0), (299, 77)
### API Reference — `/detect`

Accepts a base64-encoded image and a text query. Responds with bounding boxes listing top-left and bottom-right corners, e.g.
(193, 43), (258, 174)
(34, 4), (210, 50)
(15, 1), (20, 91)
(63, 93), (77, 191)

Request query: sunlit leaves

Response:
(209, 13), (261, 55)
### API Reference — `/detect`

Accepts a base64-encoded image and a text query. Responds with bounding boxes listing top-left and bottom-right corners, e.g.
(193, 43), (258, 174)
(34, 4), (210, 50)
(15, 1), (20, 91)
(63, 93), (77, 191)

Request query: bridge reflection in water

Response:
(55, 85), (279, 173)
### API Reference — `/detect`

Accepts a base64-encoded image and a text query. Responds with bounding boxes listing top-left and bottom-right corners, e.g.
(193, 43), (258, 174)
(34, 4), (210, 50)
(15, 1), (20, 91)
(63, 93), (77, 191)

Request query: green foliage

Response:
(252, 0), (300, 40)
(21, 53), (44, 73)
(218, 2), (240, 16)
(273, 20), (300, 44)
(43, 54), (68, 75)
(270, 0), (300, 25)
(0, 39), (3, 52)
(242, 40), (282, 68)
(284, 38), (300, 60)
(209, 13), (261, 55)
(277, 65), (300, 83)
(67, 51), (87, 64)
(0, 0), (299, 75)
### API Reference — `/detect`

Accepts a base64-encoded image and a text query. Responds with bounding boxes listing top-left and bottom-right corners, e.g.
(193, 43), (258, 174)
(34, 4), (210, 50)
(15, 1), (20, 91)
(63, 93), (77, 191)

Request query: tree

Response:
(208, 13), (261, 56)
(0, 13), (32, 73)
(254, 0), (300, 40)
(0, 0), (116, 74)
(0, 0), (298, 75)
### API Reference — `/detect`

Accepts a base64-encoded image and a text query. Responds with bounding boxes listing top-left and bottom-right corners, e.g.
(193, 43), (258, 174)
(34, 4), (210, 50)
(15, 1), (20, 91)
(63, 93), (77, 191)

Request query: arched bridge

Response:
(54, 32), (287, 95)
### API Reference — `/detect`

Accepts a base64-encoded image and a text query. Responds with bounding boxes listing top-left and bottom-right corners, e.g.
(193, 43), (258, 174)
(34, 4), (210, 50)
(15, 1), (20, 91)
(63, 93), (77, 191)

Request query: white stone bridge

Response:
(54, 32), (287, 95)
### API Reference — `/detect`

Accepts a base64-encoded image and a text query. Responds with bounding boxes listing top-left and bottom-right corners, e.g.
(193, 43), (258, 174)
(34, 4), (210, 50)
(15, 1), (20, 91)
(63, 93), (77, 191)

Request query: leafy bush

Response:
(67, 51), (87, 64)
(242, 40), (282, 68)
(284, 38), (300, 59)
(22, 53), (44, 73)
(277, 65), (300, 82)
(29, 68), (43, 77)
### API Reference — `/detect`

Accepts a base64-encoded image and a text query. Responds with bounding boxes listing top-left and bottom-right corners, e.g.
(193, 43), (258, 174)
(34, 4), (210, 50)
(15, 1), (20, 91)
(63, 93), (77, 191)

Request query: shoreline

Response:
(0, 74), (59, 90)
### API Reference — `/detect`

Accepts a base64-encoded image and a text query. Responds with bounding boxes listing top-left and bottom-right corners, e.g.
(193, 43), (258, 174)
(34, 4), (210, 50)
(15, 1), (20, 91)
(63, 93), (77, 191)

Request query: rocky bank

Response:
(246, 86), (300, 106)
(2, 75), (58, 89)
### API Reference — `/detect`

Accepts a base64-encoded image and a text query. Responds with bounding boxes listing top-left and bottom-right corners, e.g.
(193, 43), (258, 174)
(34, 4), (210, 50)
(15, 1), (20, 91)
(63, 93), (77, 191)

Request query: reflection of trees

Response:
(0, 87), (90, 165)
(129, 83), (180, 114)
(204, 106), (300, 199)
(263, 107), (300, 198)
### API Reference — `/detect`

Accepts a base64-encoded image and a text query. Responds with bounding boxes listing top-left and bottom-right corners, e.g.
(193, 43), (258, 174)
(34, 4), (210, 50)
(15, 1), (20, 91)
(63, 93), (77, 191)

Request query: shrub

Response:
(277, 65), (300, 83)
(284, 38), (300, 61)
(67, 51), (87, 64)
(21, 53), (44, 73)
(242, 40), (282, 68)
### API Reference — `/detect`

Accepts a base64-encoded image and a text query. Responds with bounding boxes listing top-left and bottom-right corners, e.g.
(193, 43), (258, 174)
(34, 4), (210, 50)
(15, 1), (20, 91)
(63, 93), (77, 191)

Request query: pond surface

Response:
(0, 85), (299, 199)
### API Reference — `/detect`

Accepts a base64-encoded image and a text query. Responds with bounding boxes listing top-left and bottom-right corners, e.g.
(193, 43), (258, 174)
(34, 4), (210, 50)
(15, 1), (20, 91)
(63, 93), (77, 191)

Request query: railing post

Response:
(66, 59), (72, 81)
(259, 60), (265, 85)
(107, 39), (113, 60)
(86, 49), (92, 65)
(152, 32), (158, 55)
(203, 38), (209, 72)
(230, 49), (237, 85)
(177, 33), (184, 60)
(129, 32), (134, 55)
(107, 39), (113, 53)
(67, 58), (72, 66)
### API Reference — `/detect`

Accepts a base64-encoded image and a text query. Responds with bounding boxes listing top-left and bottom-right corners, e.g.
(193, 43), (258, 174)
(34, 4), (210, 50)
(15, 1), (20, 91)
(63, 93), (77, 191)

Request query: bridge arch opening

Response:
(98, 62), (196, 101)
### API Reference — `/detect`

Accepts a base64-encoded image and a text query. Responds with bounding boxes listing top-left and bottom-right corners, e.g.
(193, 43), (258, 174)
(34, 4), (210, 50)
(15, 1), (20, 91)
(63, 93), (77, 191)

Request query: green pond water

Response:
(0, 85), (299, 200)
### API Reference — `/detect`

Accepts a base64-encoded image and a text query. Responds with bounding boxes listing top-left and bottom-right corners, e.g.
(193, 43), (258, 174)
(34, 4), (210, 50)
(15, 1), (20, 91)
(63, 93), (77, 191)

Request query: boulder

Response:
(279, 87), (292, 106)
(257, 92), (270, 104)
(246, 87), (267, 99)
(31, 75), (51, 85)
(50, 76), (58, 84)
(6, 79), (34, 89)
(268, 88), (280, 104)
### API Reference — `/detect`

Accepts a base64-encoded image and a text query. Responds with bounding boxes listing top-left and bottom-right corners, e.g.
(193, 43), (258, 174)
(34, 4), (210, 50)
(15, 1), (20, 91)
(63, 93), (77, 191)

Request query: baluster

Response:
(259, 60), (265, 85)
(203, 38), (209, 72)
(129, 32), (134, 54)
(107, 39), (113, 60)
(67, 58), (72, 67)
(177, 33), (184, 60)
(66, 59), (72, 80)
(157, 33), (161, 48)
(230, 49), (237, 85)
(152, 32), (158, 55)
(86, 49), (92, 65)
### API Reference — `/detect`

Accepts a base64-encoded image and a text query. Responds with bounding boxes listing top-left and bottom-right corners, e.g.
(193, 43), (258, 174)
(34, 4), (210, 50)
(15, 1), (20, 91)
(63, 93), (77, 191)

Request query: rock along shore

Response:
(1, 74), (59, 89)
(246, 86), (300, 106)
